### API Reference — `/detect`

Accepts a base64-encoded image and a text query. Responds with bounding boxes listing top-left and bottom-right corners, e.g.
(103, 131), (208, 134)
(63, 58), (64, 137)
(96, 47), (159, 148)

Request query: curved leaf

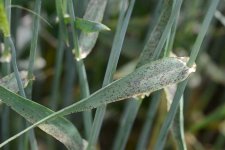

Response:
(78, 0), (108, 59)
(0, 72), (84, 150)
(64, 57), (194, 113)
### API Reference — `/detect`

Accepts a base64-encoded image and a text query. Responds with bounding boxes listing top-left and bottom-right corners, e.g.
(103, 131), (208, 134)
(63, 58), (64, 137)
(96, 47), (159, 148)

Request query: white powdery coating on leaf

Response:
(60, 57), (195, 115)
(39, 123), (83, 150)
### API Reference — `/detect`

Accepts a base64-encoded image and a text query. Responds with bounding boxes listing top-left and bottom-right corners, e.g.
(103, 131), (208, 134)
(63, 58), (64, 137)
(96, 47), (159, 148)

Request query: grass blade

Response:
(5, 15), (38, 149)
(88, 0), (134, 148)
(78, 0), (108, 60)
(154, 0), (221, 149)
(25, 1), (42, 150)
(112, 98), (142, 150)
(136, 91), (161, 150)
(1, 1), (11, 149)
(66, 0), (93, 139)
(49, 0), (67, 110)
(137, 0), (173, 67)
(114, 0), (175, 148)
(0, 85), (84, 149)
(170, 95), (187, 150)
(62, 49), (76, 107)
(26, 0), (41, 98)
(164, 75), (186, 149)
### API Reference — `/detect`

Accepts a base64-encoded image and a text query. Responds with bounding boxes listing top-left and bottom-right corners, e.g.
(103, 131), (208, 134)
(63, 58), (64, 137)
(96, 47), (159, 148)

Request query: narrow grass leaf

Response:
(121, 9), (176, 142)
(137, 0), (173, 67)
(66, 0), (93, 139)
(171, 97), (187, 150)
(26, 1), (42, 149)
(136, 91), (161, 150)
(117, 0), (174, 148)
(7, 30), (33, 149)
(0, 57), (196, 147)
(112, 98), (142, 150)
(26, 0), (42, 99)
(79, 0), (108, 59)
(88, 0), (134, 148)
(49, 0), (70, 110)
(151, 0), (182, 60)
(116, 0), (177, 147)
(154, 0), (221, 149)
(164, 87), (187, 150)
(0, 78), (84, 149)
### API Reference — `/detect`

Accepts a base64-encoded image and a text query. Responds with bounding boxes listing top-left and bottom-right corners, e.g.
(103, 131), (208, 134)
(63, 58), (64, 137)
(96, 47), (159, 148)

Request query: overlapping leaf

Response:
(57, 57), (195, 114)
(0, 72), (84, 150)
(163, 85), (187, 150)
(137, 0), (173, 67)
(78, 0), (108, 59)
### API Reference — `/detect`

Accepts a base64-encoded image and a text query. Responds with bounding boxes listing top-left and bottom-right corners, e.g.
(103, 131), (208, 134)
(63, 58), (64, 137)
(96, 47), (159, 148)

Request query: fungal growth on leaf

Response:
(59, 57), (195, 115)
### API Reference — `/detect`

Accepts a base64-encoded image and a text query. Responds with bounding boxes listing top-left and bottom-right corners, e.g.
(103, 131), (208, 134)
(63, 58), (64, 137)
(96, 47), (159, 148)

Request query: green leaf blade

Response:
(137, 0), (173, 67)
(78, 0), (108, 60)
(61, 57), (195, 115)
(0, 74), (84, 150)
(75, 17), (110, 33)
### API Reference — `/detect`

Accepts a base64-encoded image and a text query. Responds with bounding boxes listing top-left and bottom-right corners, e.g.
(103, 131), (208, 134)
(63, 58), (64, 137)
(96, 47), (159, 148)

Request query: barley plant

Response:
(0, 0), (224, 149)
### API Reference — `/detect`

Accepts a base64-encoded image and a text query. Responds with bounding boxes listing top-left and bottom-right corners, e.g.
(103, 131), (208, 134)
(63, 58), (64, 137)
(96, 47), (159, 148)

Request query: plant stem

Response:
(114, 0), (178, 148)
(1, 1), (11, 150)
(7, 36), (38, 150)
(49, 24), (65, 109)
(87, 0), (136, 148)
(136, 91), (161, 150)
(75, 60), (92, 138)
(112, 98), (142, 150)
(171, 96), (187, 150)
(25, 0), (42, 150)
(62, 49), (76, 107)
(26, 0), (42, 99)
(67, 0), (93, 138)
(49, 0), (66, 110)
